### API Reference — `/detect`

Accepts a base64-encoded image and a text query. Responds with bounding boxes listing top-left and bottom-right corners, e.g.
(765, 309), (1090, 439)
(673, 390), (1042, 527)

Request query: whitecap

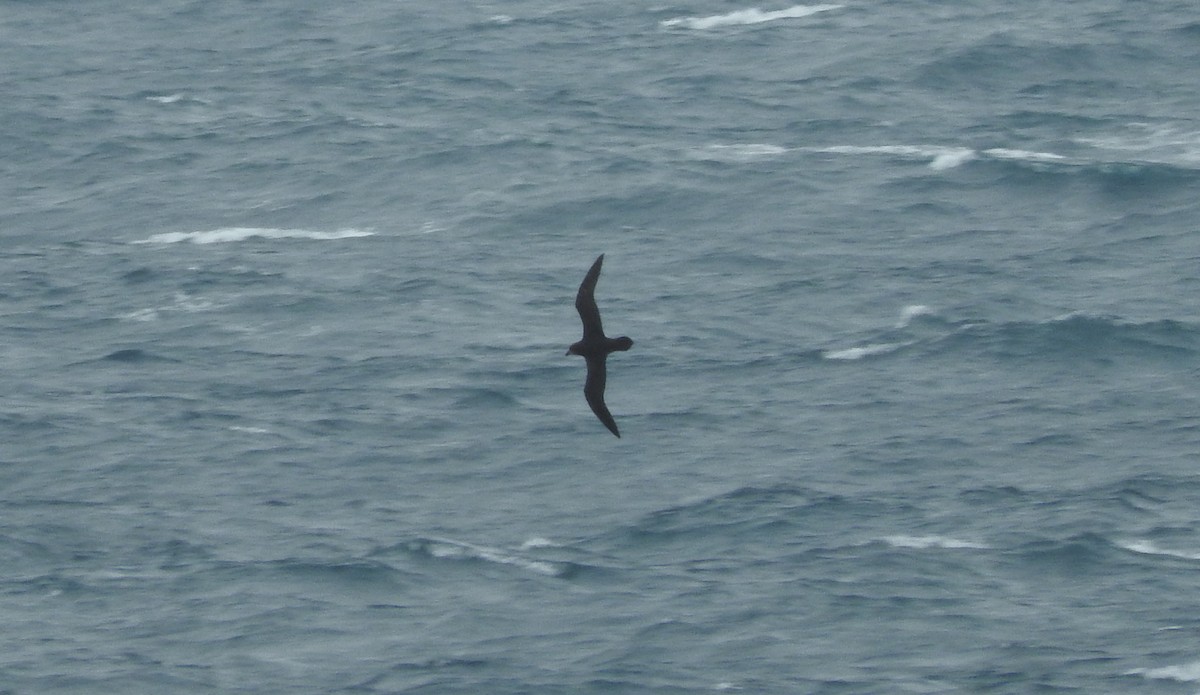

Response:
(520, 537), (561, 550)
(929, 148), (976, 170)
(122, 308), (160, 322)
(1075, 123), (1200, 165)
(897, 304), (934, 327)
(696, 144), (789, 161)
(425, 537), (561, 577)
(662, 4), (843, 30)
(822, 343), (905, 360)
(882, 535), (989, 550)
(982, 148), (1066, 163)
(807, 144), (977, 169)
(146, 94), (184, 104)
(133, 227), (375, 245)
(120, 292), (217, 322)
(1126, 660), (1200, 682)
(814, 145), (1064, 168)
(812, 145), (932, 157)
(1118, 539), (1200, 561)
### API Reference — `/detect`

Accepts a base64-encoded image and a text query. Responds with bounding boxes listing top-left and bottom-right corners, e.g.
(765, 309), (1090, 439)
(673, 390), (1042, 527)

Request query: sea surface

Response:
(3, 1), (1200, 693)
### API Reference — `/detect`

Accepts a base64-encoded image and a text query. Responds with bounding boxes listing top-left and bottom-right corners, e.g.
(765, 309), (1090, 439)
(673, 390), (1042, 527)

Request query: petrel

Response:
(567, 254), (633, 437)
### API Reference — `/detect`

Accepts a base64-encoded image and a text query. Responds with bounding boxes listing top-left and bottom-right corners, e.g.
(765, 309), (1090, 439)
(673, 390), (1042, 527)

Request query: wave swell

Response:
(662, 4), (842, 30)
(133, 227), (375, 245)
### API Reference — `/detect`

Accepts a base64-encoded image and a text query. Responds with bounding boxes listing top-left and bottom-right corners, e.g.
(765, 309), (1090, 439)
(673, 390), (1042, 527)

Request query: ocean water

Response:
(3, 1), (1200, 692)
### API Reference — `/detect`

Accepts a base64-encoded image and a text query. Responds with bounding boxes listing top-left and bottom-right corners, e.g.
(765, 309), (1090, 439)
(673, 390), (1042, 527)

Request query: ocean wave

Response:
(881, 535), (989, 550)
(1126, 660), (1200, 682)
(953, 314), (1200, 362)
(821, 310), (1200, 367)
(121, 292), (220, 322)
(520, 537), (562, 550)
(1011, 533), (1114, 574)
(450, 387), (519, 409)
(982, 147), (1068, 164)
(822, 342), (908, 361)
(692, 143), (790, 162)
(838, 311), (1200, 367)
(1102, 473), (1200, 511)
(662, 4), (842, 30)
(821, 306), (943, 361)
(1075, 122), (1200, 168)
(806, 139), (1200, 190)
(132, 227), (375, 245)
(897, 304), (935, 327)
(263, 558), (401, 584)
(914, 36), (1123, 98)
(1117, 540), (1200, 562)
(805, 144), (1067, 170)
(626, 484), (857, 543)
(228, 424), (272, 435)
(1079, 160), (1200, 196)
(97, 348), (179, 364)
(400, 537), (572, 578)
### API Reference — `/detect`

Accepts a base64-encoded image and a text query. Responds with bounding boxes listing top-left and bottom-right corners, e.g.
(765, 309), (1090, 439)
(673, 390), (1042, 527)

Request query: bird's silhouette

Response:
(566, 254), (633, 437)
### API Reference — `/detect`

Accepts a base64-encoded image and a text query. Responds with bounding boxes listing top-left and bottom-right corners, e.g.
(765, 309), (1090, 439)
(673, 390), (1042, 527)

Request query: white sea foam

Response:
(822, 343), (905, 360)
(662, 4), (843, 30)
(897, 304), (934, 327)
(809, 145), (952, 160)
(812, 145), (927, 157)
(1126, 660), (1200, 682)
(883, 535), (990, 550)
(520, 537), (561, 550)
(930, 148), (976, 170)
(982, 148), (1066, 163)
(807, 144), (1067, 170)
(121, 292), (219, 322)
(1118, 539), (1200, 561)
(697, 144), (789, 161)
(123, 308), (159, 322)
(426, 538), (561, 576)
(133, 227), (375, 245)
(1076, 123), (1200, 165)
(145, 93), (212, 106)
(808, 145), (974, 169)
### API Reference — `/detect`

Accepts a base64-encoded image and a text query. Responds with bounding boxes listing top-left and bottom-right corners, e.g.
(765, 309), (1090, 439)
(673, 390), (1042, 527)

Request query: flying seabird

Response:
(566, 254), (633, 437)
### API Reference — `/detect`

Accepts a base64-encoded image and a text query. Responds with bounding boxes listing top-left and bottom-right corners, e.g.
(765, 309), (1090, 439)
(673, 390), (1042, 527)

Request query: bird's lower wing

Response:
(583, 357), (620, 437)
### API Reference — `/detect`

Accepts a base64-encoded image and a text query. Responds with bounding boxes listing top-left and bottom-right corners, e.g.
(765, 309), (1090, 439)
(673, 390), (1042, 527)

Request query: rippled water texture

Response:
(3, 2), (1200, 693)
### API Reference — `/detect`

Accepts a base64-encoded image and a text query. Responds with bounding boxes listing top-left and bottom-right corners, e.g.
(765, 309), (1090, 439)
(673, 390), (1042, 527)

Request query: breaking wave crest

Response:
(662, 4), (843, 30)
(133, 227), (375, 245)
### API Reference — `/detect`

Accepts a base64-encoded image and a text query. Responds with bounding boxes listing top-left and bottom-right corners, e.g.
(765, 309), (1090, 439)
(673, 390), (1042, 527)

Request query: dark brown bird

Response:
(566, 254), (633, 437)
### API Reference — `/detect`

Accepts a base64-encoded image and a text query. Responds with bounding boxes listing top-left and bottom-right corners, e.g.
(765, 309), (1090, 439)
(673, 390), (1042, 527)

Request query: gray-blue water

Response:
(4, 2), (1200, 692)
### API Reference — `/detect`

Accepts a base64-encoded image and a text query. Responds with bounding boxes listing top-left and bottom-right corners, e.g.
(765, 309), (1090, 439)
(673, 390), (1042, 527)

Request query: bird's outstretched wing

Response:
(583, 355), (620, 437)
(575, 254), (605, 340)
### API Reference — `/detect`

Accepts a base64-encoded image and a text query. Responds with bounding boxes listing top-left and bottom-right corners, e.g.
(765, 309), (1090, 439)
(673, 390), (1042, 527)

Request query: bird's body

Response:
(567, 254), (633, 437)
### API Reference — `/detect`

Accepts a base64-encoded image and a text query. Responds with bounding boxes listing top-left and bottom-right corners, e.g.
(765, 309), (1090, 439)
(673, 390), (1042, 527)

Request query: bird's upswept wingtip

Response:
(569, 253), (630, 438)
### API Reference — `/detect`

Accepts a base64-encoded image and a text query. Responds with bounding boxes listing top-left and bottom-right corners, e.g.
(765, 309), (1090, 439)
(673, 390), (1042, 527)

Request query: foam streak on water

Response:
(662, 4), (844, 30)
(134, 227), (376, 245)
